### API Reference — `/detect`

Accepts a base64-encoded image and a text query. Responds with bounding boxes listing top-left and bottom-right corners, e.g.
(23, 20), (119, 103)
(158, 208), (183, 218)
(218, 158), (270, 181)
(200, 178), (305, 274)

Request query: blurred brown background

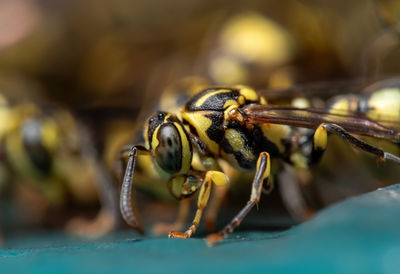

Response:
(0, 0), (400, 237)
(1, 0), (399, 113)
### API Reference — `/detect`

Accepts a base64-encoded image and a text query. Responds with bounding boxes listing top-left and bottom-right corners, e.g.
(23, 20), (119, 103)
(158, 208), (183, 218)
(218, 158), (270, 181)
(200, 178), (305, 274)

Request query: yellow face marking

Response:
(194, 89), (232, 108)
(151, 126), (160, 152)
(260, 124), (290, 153)
(150, 113), (173, 151)
(182, 111), (219, 155)
(164, 114), (171, 122)
(225, 128), (255, 160)
(173, 122), (191, 175)
(367, 88), (400, 121)
(314, 124), (327, 151)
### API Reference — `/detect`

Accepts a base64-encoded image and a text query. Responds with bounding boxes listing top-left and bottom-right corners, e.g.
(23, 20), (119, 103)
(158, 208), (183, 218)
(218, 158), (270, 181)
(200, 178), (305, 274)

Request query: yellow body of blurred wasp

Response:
(120, 78), (400, 245)
(0, 93), (119, 240)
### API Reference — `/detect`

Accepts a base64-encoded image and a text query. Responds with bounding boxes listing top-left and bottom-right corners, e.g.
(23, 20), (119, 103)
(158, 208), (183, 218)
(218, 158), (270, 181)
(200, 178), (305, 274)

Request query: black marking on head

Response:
(185, 88), (240, 111)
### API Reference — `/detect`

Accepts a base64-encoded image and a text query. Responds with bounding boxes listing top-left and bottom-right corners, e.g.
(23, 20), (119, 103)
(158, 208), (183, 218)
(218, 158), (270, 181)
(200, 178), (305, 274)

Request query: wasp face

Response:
(146, 111), (192, 178)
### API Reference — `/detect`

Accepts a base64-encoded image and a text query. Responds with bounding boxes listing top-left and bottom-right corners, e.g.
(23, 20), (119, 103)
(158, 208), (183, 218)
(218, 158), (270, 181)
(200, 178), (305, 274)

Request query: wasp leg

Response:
(206, 152), (270, 246)
(153, 198), (191, 236)
(67, 125), (122, 237)
(168, 170), (229, 238)
(120, 145), (151, 234)
(66, 208), (117, 238)
(199, 156), (230, 232)
(316, 123), (400, 165)
(310, 123), (328, 164)
(204, 184), (230, 232)
(277, 164), (315, 221)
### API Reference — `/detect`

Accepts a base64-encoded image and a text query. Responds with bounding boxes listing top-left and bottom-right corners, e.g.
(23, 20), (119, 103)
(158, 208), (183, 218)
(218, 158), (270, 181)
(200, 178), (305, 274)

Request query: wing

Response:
(243, 105), (400, 142)
(257, 79), (371, 101)
(257, 77), (400, 101)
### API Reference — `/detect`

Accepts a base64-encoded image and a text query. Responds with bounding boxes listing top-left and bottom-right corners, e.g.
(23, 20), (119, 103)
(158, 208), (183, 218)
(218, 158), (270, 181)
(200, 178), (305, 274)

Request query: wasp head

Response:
(146, 111), (193, 178)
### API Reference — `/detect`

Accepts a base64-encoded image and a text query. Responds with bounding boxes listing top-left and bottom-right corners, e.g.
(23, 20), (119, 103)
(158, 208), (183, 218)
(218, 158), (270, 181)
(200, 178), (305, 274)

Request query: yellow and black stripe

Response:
(182, 86), (290, 171)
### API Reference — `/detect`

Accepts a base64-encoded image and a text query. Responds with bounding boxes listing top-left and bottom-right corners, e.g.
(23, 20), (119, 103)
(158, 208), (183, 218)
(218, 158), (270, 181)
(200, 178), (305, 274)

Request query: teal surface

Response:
(2, 184), (400, 274)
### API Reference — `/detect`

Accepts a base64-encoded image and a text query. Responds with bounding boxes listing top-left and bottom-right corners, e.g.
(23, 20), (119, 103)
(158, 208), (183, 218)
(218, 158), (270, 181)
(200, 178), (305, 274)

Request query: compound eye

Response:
(154, 124), (182, 174)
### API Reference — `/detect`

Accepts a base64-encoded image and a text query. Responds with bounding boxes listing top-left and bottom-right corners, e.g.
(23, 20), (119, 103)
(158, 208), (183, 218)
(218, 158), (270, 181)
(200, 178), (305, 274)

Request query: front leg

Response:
(168, 170), (229, 238)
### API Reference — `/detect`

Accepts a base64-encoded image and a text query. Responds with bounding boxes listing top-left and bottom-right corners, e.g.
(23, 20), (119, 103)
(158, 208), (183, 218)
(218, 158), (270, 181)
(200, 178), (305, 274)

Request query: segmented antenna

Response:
(120, 147), (144, 233)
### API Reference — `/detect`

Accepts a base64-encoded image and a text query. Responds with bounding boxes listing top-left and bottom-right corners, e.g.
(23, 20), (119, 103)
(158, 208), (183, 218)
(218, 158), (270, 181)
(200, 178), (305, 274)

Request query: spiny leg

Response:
(120, 145), (151, 234)
(68, 124), (122, 236)
(206, 152), (270, 246)
(168, 170), (229, 238)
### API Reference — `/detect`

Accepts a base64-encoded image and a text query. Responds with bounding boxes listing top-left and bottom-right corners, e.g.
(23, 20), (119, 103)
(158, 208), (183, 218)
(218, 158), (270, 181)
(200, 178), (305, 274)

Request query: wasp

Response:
(120, 78), (400, 245)
(0, 88), (119, 241)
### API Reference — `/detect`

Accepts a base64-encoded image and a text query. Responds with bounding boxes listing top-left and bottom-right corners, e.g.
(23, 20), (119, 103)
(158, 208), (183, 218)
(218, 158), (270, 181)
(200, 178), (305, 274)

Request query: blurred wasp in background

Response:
(119, 76), (400, 245)
(0, 77), (119, 242)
